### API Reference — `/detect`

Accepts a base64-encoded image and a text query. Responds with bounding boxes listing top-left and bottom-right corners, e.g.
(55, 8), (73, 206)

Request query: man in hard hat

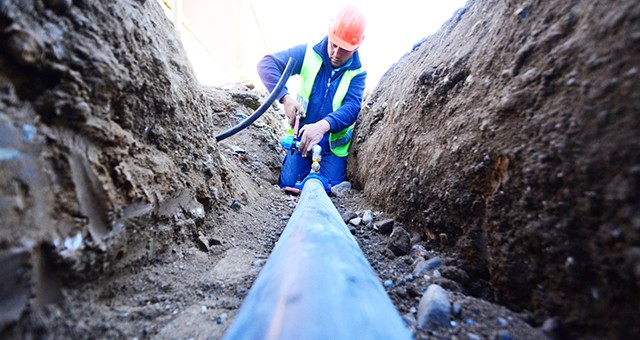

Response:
(257, 6), (367, 192)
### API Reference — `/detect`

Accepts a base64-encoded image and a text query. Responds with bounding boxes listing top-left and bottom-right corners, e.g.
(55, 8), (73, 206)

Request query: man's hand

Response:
(281, 94), (305, 127)
(298, 119), (331, 157)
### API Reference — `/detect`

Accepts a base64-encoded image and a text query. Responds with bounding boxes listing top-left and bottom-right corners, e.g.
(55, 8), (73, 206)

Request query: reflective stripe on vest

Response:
(297, 44), (364, 157)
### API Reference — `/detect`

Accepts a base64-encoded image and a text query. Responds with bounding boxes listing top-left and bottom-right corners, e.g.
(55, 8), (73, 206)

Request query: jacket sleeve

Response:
(256, 44), (306, 102)
(324, 71), (367, 132)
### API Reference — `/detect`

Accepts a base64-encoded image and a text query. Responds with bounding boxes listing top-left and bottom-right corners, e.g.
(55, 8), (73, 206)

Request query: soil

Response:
(0, 0), (638, 339)
(349, 0), (640, 338)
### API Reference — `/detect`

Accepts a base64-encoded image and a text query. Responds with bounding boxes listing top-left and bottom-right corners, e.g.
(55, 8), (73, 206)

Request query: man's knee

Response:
(280, 154), (310, 188)
(321, 155), (348, 186)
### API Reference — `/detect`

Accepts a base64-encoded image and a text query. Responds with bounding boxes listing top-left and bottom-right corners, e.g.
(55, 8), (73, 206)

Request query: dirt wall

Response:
(0, 0), (278, 331)
(349, 0), (640, 338)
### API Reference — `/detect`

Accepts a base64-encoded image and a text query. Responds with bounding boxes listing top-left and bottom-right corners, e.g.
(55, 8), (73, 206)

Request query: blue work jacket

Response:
(257, 36), (367, 150)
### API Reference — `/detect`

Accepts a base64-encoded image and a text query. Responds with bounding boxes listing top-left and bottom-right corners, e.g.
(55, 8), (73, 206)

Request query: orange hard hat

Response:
(328, 6), (366, 51)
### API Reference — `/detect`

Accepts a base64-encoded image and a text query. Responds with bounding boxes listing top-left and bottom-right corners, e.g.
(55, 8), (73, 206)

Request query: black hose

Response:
(215, 57), (296, 142)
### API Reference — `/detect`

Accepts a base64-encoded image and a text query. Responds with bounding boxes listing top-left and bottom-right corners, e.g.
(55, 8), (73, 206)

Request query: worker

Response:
(257, 5), (367, 191)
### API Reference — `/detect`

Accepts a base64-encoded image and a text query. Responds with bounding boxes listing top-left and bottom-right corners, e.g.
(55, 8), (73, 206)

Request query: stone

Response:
(230, 199), (241, 211)
(387, 227), (411, 256)
(374, 218), (395, 234)
(542, 317), (560, 335)
(402, 313), (417, 328)
(417, 284), (450, 330)
(467, 333), (481, 340)
(413, 257), (443, 277)
(230, 145), (246, 154)
(196, 233), (210, 252)
(331, 181), (351, 197)
(349, 217), (362, 226)
(441, 266), (471, 286)
(451, 302), (463, 319)
(494, 330), (512, 340)
(44, 0), (73, 13)
(362, 210), (373, 224)
(341, 210), (357, 223)
(216, 312), (228, 324)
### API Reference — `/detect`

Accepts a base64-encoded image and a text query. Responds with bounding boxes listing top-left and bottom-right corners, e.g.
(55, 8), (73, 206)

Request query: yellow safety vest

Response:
(296, 44), (364, 157)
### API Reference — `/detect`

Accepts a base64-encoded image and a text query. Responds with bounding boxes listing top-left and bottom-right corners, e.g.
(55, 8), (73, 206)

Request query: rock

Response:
(402, 313), (417, 328)
(467, 333), (481, 340)
(341, 210), (357, 223)
(210, 187), (220, 201)
(387, 227), (411, 256)
(330, 181), (351, 197)
(413, 257), (443, 277)
(362, 210), (373, 224)
(189, 204), (206, 220)
(383, 279), (394, 288)
(383, 248), (397, 259)
(230, 145), (246, 154)
(230, 199), (241, 211)
(349, 217), (362, 226)
(542, 317), (560, 336)
(6, 28), (43, 66)
(374, 218), (395, 234)
(417, 284), (450, 330)
(493, 330), (512, 340)
(196, 233), (210, 252)
(44, 0), (72, 13)
(0, 249), (30, 330)
(216, 313), (228, 325)
(432, 278), (464, 292)
(452, 302), (463, 319)
(441, 266), (471, 286)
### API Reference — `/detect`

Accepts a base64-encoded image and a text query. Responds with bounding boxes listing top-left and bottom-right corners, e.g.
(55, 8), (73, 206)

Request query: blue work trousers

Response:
(280, 149), (347, 189)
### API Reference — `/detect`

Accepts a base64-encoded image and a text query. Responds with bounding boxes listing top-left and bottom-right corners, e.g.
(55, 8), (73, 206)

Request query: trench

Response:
(1, 0), (639, 339)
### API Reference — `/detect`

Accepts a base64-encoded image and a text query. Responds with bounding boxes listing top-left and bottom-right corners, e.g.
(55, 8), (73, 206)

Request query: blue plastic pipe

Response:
(223, 178), (412, 340)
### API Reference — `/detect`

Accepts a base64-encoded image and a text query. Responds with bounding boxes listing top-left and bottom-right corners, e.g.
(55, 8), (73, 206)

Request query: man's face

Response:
(327, 41), (355, 68)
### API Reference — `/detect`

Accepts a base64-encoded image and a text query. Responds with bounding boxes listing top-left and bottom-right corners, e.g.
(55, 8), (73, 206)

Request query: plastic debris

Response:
(64, 233), (83, 252)
(22, 124), (37, 142)
(410, 244), (428, 257)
